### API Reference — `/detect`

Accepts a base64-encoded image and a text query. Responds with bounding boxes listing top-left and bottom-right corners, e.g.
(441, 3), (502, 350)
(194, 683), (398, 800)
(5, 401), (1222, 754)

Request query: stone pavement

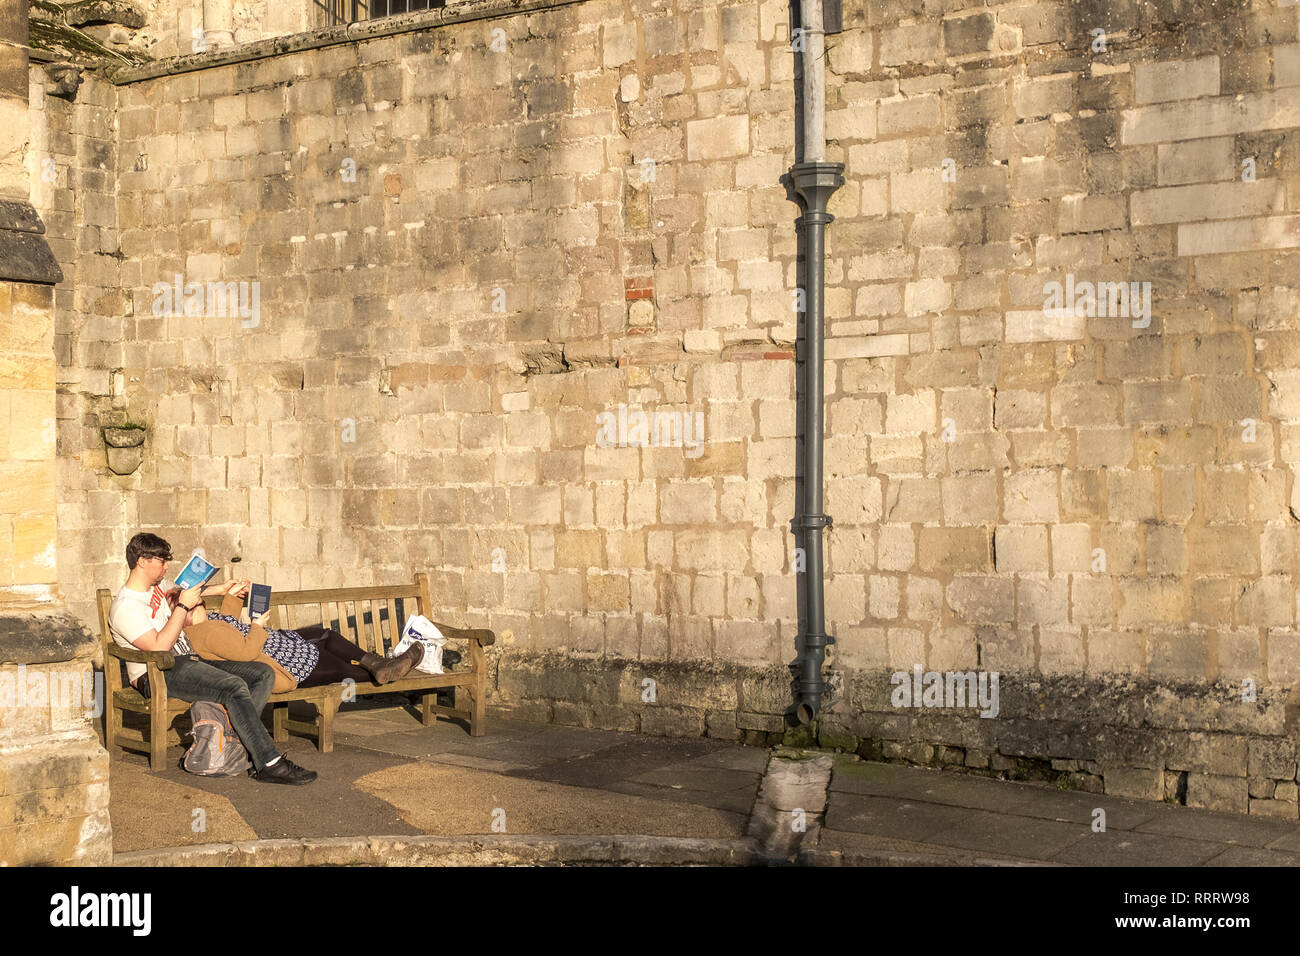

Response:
(109, 697), (1300, 865)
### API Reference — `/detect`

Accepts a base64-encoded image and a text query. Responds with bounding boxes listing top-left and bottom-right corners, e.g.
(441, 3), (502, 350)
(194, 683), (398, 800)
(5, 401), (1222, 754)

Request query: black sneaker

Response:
(251, 755), (317, 785)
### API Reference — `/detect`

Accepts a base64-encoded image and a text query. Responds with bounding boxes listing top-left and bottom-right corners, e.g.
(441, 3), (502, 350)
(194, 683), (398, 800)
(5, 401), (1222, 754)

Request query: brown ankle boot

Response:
(362, 643), (424, 684)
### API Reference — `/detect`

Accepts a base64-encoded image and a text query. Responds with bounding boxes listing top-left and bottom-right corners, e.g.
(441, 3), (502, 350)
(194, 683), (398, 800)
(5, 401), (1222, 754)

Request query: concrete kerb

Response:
(112, 833), (1058, 867)
(113, 834), (769, 867)
(799, 846), (1064, 867)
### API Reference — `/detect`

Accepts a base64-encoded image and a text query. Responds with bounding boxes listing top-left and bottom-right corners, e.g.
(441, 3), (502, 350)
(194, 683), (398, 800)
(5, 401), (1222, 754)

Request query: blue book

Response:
(246, 583), (272, 618)
(174, 554), (219, 590)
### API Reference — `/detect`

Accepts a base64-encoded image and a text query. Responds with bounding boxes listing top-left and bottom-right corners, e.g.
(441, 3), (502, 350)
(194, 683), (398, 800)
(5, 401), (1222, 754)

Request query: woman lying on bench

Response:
(171, 580), (424, 693)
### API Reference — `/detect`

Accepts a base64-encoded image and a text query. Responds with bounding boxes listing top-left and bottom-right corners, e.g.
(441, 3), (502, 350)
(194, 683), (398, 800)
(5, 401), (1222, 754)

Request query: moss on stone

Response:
(818, 728), (859, 752)
(782, 722), (817, 748)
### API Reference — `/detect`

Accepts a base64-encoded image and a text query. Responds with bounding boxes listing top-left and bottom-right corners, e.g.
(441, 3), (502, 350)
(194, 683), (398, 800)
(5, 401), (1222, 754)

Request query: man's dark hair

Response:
(126, 532), (172, 570)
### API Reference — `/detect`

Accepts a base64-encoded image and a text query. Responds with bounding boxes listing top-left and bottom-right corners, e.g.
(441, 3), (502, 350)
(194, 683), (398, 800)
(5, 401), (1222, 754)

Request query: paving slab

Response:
(353, 760), (748, 838)
(109, 756), (259, 852)
(825, 793), (976, 843)
(828, 760), (961, 798)
(626, 764), (762, 792)
(1133, 806), (1300, 848)
(337, 721), (624, 767)
(829, 759), (1164, 828)
(418, 752), (527, 773)
(199, 741), (423, 841)
(1000, 786), (1165, 829)
(1264, 827), (1300, 853)
(817, 827), (1057, 866)
(861, 771), (1048, 814)
(109, 737), (421, 845)
(603, 779), (760, 816)
(1046, 829), (1226, 866)
(922, 808), (1091, 861)
(516, 736), (733, 789)
(1201, 844), (1300, 865)
(685, 747), (771, 774)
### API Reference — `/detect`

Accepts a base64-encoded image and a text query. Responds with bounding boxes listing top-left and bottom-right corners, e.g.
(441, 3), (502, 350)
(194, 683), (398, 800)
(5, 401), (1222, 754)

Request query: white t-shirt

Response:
(108, 585), (194, 685)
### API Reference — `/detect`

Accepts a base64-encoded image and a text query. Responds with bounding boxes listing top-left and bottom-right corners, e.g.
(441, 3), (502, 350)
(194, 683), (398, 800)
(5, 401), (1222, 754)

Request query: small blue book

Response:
(246, 583), (272, 618)
(174, 554), (219, 590)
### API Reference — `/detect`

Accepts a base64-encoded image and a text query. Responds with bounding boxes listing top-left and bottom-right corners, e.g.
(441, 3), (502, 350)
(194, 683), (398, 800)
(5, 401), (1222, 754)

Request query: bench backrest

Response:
(96, 573), (434, 660)
(233, 574), (433, 656)
(96, 587), (125, 694)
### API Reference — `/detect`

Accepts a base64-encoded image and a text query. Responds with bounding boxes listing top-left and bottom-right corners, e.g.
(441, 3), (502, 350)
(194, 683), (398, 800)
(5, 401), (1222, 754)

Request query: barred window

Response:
(315, 0), (446, 27)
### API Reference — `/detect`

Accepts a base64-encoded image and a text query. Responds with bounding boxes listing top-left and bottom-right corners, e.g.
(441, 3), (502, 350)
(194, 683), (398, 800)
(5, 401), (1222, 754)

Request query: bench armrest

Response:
(433, 622), (496, 647)
(106, 643), (177, 670)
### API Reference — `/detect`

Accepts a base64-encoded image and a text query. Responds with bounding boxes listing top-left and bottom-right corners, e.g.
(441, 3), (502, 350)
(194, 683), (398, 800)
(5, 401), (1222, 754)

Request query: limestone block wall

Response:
(30, 69), (136, 605)
(127, 0), (472, 60)
(130, 0), (314, 59)
(38, 0), (1300, 815)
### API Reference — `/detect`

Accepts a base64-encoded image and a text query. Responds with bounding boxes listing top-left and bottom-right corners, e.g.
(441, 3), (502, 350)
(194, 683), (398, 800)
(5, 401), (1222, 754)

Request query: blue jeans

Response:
(164, 656), (281, 770)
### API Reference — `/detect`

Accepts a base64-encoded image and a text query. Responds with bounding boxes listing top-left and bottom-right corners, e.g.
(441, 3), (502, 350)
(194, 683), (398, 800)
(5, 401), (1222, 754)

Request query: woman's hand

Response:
(253, 612), (271, 628)
(222, 578), (251, 598)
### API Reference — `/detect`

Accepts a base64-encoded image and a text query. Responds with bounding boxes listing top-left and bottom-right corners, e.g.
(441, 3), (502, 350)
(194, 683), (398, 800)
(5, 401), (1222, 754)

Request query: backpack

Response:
(183, 701), (252, 775)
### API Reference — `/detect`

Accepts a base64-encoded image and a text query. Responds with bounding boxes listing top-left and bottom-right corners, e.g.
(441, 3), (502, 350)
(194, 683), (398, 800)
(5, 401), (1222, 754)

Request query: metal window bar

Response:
(314, 0), (442, 26)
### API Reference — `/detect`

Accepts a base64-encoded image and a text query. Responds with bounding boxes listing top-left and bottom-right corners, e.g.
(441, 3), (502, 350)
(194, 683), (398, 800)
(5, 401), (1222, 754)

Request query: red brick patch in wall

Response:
(624, 277), (654, 300)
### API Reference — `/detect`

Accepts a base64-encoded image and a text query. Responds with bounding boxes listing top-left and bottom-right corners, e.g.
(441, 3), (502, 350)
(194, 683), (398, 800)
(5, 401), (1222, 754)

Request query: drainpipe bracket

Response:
(801, 630), (835, 651)
(790, 513), (833, 531)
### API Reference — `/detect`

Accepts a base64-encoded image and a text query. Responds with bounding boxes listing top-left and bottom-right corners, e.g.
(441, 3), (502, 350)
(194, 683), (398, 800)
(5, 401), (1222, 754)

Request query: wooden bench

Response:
(97, 572), (495, 771)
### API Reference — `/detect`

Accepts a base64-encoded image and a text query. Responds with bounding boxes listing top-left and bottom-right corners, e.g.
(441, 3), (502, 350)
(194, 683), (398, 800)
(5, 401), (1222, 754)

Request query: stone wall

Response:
(128, 0), (314, 60)
(38, 0), (1300, 815)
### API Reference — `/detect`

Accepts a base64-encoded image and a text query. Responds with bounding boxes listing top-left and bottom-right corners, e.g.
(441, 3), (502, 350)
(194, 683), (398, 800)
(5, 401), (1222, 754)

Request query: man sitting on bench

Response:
(107, 532), (317, 785)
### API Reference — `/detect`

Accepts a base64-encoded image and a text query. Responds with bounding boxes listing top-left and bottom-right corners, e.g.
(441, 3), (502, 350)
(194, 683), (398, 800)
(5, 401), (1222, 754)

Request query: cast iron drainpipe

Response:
(789, 0), (843, 724)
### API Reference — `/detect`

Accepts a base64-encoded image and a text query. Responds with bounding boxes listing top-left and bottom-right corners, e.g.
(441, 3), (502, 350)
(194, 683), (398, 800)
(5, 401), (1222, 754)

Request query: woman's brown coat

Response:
(184, 593), (298, 693)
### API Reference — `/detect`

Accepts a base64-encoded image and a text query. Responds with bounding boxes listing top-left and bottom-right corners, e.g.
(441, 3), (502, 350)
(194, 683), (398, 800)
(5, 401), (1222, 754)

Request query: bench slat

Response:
(350, 599), (364, 649)
(272, 585), (420, 605)
(367, 598), (383, 655)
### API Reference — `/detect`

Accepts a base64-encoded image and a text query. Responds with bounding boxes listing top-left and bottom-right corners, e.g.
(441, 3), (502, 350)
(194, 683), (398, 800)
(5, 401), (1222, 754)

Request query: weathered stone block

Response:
(1104, 766), (1164, 801)
(641, 706), (706, 738)
(1247, 737), (1296, 779)
(1186, 773), (1248, 812)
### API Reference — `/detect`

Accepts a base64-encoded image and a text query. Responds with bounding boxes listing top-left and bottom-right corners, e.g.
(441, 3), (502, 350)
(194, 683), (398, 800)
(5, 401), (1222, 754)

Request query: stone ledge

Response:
(0, 200), (48, 235)
(0, 609), (98, 665)
(106, 0), (590, 85)
(0, 201), (64, 285)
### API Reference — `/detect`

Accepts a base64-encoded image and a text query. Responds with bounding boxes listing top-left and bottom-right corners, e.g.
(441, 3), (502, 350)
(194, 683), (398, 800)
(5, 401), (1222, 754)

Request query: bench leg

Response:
(420, 691), (436, 726)
(106, 690), (122, 755)
(317, 697), (336, 754)
(469, 641), (487, 737)
(149, 695), (169, 772)
(272, 702), (289, 744)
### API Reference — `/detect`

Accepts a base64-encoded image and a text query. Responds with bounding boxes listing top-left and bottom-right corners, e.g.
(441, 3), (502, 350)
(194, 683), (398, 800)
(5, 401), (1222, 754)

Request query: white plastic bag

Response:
(389, 614), (446, 675)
